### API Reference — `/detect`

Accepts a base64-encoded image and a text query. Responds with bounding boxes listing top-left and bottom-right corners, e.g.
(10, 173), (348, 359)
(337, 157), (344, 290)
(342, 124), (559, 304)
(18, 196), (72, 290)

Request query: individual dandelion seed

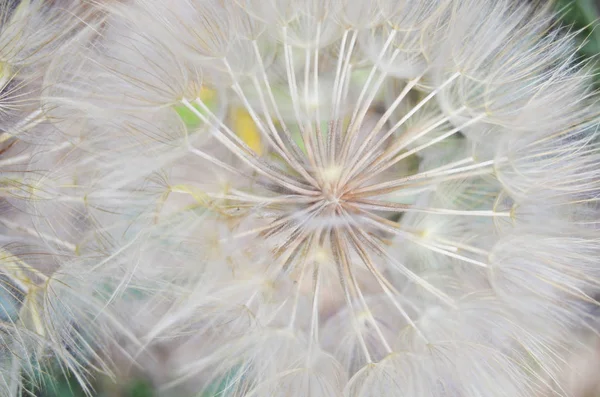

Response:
(0, 0), (102, 139)
(0, 144), (147, 396)
(27, 0), (600, 396)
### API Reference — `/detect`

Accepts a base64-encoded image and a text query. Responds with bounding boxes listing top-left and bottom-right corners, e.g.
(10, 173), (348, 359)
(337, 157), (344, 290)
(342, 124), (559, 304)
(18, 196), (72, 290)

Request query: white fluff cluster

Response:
(1, 0), (600, 396)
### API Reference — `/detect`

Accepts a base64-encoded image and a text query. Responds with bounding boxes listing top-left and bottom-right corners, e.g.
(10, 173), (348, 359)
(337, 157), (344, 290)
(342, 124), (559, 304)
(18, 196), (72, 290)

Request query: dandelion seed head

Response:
(1, 0), (600, 396)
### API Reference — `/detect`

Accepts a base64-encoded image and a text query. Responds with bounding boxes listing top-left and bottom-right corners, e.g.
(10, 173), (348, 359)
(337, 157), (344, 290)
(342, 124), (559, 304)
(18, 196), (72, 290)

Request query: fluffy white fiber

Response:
(1, 0), (600, 396)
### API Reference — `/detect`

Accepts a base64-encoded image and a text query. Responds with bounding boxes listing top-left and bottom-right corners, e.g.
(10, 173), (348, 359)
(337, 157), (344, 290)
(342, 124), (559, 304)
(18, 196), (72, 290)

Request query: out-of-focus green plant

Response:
(556, 0), (600, 84)
(27, 372), (156, 397)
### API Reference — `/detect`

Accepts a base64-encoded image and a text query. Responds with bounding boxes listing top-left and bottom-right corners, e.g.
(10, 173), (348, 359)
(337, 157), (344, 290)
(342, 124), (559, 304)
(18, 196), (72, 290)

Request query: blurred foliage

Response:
(23, 371), (156, 397)
(556, 0), (600, 84)
(24, 1), (600, 396)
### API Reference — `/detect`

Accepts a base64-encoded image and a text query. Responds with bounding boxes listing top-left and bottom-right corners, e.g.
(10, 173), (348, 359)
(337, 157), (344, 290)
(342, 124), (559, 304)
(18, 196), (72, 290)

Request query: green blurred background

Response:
(25, 0), (600, 396)
(559, 0), (600, 80)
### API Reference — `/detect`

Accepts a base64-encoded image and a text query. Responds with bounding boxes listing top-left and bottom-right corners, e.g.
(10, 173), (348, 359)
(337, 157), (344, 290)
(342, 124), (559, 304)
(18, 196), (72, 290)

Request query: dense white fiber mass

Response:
(1, 0), (600, 396)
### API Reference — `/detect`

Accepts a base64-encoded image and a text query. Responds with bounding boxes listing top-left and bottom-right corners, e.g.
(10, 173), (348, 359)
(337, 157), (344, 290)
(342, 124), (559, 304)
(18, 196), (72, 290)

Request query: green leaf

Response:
(556, 0), (600, 85)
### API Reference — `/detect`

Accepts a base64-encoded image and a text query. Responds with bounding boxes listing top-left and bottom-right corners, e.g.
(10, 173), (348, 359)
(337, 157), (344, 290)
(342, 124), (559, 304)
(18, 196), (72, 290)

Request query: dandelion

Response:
(0, 1), (139, 395)
(2, 0), (600, 396)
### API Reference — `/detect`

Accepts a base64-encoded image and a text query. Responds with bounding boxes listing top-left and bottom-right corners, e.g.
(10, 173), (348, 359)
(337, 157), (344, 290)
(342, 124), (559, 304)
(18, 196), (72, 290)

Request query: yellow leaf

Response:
(232, 108), (262, 155)
(199, 86), (216, 103)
